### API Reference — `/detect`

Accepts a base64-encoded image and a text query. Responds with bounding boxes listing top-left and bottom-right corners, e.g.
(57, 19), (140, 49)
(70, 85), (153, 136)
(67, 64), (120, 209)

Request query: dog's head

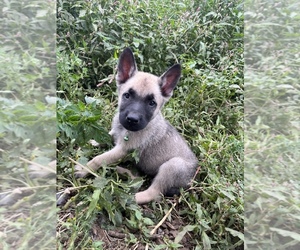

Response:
(116, 48), (181, 132)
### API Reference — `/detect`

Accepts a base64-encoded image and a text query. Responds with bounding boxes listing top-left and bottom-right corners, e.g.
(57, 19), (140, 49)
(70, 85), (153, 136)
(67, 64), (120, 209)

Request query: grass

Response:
(57, 0), (244, 249)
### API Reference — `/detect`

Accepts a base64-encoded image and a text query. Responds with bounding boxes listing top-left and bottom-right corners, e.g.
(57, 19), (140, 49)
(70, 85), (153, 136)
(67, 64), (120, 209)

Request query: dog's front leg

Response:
(74, 145), (126, 178)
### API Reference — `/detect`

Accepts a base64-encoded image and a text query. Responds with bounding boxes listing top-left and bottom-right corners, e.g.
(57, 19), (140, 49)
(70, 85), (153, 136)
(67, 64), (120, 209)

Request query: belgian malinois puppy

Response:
(75, 48), (198, 204)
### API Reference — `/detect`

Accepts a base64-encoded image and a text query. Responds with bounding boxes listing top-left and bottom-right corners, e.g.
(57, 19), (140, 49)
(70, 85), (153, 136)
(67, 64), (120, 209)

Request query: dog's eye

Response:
(123, 93), (130, 99)
(149, 100), (156, 107)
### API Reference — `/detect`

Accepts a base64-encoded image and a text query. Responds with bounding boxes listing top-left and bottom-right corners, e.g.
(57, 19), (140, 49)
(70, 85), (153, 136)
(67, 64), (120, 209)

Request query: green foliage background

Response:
(0, 0), (56, 249)
(56, 0), (244, 249)
(245, 0), (300, 249)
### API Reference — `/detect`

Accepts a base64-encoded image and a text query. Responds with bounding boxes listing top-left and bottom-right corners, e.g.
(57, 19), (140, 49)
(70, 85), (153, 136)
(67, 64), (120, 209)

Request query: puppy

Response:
(75, 48), (198, 204)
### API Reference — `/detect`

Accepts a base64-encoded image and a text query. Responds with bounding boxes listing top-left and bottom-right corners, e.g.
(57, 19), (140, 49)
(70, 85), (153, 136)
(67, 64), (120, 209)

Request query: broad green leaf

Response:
(93, 177), (108, 190)
(113, 210), (123, 226)
(86, 189), (101, 219)
(174, 225), (197, 244)
(220, 190), (235, 200)
(270, 228), (300, 241)
(143, 217), (154, 226)
(202, 231), (211, 249)
(225, 227), (244, 241)
(196, 203), (203, 219)
(135, 209), (142, 220)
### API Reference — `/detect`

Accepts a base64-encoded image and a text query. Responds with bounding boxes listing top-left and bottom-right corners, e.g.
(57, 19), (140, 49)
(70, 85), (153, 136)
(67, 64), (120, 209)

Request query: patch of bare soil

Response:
(90, 205), (194, 249)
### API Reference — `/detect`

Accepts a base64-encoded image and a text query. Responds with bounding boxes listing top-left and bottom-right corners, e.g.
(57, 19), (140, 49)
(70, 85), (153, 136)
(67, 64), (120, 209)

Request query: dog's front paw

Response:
(74, 164), (89, 178)
(135, 188), (161, 204)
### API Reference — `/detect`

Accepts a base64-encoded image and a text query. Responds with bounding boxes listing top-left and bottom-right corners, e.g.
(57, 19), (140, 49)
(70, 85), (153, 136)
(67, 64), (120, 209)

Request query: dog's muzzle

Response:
(120, 111), (147, 132)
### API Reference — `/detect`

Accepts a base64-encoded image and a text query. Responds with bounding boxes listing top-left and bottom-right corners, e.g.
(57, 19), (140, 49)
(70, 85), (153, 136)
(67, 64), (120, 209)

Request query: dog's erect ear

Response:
(160, 64), (181, 97)
(116, 48), (137, 84)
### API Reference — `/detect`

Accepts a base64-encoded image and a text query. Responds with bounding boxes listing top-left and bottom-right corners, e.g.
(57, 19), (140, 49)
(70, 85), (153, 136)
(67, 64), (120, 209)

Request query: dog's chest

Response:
(136, 132), (176, 175)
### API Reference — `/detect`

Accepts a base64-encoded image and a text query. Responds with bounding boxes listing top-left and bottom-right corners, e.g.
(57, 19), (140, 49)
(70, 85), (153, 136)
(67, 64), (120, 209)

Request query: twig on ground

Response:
(150, 201), (177, 235)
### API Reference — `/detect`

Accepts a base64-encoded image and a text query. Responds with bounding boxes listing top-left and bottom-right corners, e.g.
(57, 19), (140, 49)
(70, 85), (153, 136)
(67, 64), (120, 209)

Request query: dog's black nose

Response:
(126, 114), (139, 124)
